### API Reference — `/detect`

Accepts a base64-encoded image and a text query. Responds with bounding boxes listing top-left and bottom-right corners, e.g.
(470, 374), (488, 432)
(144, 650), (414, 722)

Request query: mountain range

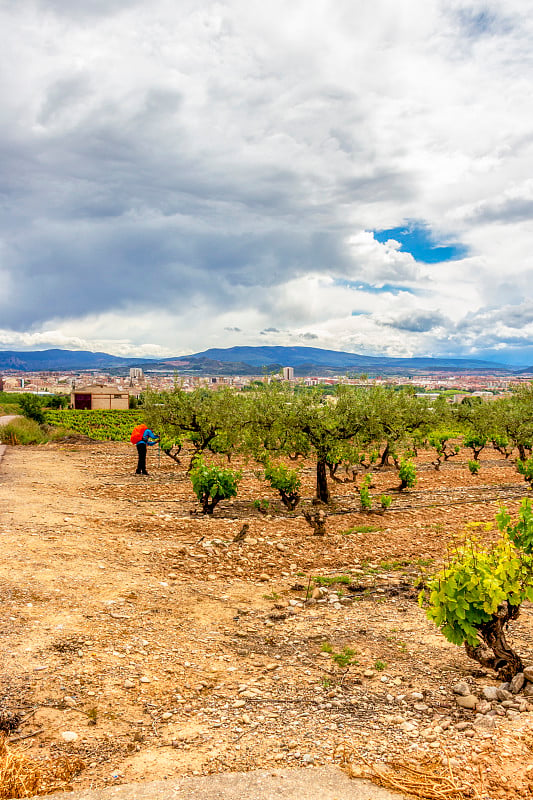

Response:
(0, 346), (529, 376)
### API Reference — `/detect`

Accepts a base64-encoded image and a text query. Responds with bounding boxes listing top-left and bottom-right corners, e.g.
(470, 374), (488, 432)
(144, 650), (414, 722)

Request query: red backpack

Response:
(130, 424), (147, 444)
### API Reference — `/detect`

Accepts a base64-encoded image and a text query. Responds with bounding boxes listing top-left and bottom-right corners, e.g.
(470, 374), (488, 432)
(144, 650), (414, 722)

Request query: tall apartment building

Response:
(129, 368), (144, 379)
(282, 366), (294, 380)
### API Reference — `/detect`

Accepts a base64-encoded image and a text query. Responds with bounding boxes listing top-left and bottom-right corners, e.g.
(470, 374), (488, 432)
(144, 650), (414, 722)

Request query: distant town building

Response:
(71, 385), (130, 410)
(282, 366), (294, 381)
(129, 368), (144, 379)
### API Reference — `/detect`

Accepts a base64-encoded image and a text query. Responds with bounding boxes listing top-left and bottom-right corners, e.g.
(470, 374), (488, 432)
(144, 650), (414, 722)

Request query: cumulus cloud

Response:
(0, 0), (532, 363)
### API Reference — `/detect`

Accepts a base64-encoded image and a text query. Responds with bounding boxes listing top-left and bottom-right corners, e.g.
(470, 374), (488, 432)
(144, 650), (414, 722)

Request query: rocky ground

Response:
(0, 440), (533, 798)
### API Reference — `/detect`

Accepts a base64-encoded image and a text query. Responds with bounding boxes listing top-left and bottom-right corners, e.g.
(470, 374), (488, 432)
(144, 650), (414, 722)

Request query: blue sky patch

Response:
(373, 221), (468, 264)
(335, 279), (418, 295)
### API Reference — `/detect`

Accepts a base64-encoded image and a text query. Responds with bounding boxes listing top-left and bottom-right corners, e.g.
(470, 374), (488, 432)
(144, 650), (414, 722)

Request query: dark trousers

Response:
(136, 442), (148, 474)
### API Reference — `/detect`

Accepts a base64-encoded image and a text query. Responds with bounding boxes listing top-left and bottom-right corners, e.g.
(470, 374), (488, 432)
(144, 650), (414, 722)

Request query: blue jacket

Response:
(142, 429), (159, 446)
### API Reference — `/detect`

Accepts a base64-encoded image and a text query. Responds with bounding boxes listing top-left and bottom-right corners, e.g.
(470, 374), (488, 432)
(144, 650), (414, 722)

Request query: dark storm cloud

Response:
(463, 193), (533, 225)
(383, 312), (448, 332)
(0, 57), (364, 330)
(457, 301), (533, 333)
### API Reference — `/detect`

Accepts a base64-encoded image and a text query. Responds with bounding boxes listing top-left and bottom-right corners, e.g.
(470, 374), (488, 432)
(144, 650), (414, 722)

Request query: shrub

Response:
(398, 459), (417, 490)
(517, 457), (533, 486)
(19, 394), (45, 425)
(468, 459), (481, 475)
(0, 418), (47, 445)
(358, 473), (373, 511)
(189, 457), (242, 515)
(263, 461), (301, 510)
(379, 493), (392, 510)
(420, 500), (533, 679)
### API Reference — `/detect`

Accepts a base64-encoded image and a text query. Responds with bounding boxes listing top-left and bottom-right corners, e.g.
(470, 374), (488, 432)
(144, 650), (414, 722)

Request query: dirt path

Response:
(0, 415), (20, 425)
(1, 442), (533, 798)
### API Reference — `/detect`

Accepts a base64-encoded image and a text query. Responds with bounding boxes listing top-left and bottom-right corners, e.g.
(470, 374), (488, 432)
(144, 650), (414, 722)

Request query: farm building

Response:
(71, 385), (130, 410)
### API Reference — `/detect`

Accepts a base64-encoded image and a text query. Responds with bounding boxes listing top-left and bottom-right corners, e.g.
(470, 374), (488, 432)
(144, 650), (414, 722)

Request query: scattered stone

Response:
(259, 574), (270, 582)
(482, 686), (499, 701)
(139, 676), (151, 684)
(302, 754), (315, 764)
(123, 679), (135, 689)
(233, 700), (246, 708)
(161, 712), (173, 720)
(523, 666), (533, 682)
(413, 703), (429, 712)
(456, 695), (478, 710)
(61, 731), (78, 742)
(410, 692), (424, 701)
(363, 670), (375, 679)
(455, 722), (471, 731)
(476, 700), (492, 715)
(474, 714), (495, 728)
(452, 681), (470, 696)
(523, 684), (533, 698)
(497, 688), (513, 701)
(63, 696), (77, 707)
(509, 673), (525, 694)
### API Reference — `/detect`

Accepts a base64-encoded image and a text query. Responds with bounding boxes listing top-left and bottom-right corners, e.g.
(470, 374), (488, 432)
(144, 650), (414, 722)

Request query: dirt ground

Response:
(1, 441), (533, 798)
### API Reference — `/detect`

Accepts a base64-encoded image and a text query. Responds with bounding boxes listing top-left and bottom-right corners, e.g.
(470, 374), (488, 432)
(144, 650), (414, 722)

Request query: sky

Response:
(1, 0), (533, 365)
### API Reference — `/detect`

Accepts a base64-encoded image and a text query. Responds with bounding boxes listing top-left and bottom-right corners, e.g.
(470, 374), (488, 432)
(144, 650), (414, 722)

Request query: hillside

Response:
(0, 346), (516, 375)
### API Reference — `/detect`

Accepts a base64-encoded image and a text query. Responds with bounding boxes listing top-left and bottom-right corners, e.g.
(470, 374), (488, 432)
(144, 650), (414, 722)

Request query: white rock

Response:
(61, 731), (78, 742)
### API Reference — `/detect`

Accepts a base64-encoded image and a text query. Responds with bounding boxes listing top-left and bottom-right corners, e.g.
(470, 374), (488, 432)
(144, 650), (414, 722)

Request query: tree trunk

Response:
(464, 601), (523, 680)
(380, 442), (391, 467)
(316, 459), (331, 503)
(280, 490), (300, 511)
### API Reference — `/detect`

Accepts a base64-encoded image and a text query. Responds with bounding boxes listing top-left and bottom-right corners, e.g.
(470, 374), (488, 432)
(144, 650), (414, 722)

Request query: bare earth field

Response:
(1, 441), (533, 798)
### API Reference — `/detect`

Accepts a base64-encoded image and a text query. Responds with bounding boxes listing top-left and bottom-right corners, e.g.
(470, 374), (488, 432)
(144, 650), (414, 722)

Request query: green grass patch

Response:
(342, 524), (383, 535)
(312, 574), (351, 586)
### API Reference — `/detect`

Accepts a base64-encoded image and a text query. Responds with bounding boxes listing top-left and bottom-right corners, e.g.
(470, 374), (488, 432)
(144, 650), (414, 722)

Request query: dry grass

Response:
(0, 735), (84, 798)
(336, 743), (482, 800)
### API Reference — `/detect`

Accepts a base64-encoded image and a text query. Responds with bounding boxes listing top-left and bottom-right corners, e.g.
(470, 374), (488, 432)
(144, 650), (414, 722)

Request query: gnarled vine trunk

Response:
(464, 601), (523, 681)
(316, 459), (331, 504)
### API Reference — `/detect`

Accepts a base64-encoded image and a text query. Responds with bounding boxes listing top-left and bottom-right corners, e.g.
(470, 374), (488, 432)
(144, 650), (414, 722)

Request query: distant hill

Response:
(186, 346), (512, 373)
(0, 345), (516, 375)
(0, 349), (144, 371)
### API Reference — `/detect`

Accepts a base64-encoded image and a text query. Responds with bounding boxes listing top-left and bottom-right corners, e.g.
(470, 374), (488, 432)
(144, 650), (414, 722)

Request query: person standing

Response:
(132, 426), (159, 475)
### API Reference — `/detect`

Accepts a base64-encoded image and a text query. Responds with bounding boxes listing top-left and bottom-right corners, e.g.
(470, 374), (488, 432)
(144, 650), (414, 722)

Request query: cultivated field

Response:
(1, 440), (533, 798)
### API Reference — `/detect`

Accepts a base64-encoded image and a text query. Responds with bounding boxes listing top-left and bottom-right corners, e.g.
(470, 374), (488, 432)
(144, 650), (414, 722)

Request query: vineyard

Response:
(1, 384), (533, 797)
(44, 409), (144, 441)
